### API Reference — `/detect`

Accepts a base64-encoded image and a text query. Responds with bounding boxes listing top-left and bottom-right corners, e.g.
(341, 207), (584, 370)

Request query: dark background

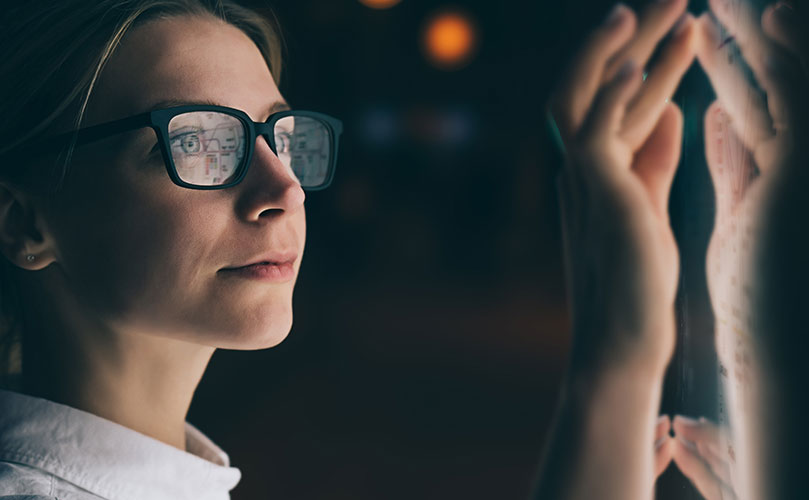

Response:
(189, 0), (723, 498)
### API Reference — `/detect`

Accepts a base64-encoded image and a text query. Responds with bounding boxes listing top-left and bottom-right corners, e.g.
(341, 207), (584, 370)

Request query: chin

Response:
(216, 304), (295, 350)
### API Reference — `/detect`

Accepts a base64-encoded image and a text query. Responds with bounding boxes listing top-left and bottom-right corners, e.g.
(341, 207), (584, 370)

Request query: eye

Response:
(170, 131), (202, 154)
(274, 131), (292, 153)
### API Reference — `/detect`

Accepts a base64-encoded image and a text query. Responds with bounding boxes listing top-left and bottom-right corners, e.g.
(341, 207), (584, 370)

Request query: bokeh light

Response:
(358, 0), (402, 9)
(422, 11), (478, 70)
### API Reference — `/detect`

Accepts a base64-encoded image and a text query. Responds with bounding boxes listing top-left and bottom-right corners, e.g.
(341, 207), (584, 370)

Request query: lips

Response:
(219, 260), (296, 282)
(222, 252), (298, 271)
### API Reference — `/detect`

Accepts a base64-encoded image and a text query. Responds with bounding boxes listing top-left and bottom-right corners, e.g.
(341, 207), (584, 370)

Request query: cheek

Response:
(47, 169), (307, 348)
(50, 176), (215, 325)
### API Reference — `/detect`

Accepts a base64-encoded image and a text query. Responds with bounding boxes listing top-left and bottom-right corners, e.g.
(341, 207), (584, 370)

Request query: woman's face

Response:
(40, 15), (306, 349)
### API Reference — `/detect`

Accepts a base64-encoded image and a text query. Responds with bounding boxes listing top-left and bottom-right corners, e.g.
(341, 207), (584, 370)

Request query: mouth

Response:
(219, 252), (298, 283)
(222, 252), (298, 271)
(229, 258), (296, 270)
(219, 259), (297, 283)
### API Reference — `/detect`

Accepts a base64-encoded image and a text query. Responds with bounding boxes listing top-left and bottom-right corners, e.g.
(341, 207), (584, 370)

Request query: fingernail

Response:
(606, 3), (628, 25)
(616, 60), (637, 80)
(655, 436), (669, 450)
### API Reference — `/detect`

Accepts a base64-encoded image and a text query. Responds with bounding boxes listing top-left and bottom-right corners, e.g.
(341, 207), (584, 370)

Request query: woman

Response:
(0, 1), (341, 498)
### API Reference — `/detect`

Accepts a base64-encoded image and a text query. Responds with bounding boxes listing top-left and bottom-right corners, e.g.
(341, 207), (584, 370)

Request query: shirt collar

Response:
(0, 388), (241, 500)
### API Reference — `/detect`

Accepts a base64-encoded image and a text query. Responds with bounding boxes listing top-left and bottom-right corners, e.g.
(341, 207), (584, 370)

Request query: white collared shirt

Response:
(0, 389), (241, 500)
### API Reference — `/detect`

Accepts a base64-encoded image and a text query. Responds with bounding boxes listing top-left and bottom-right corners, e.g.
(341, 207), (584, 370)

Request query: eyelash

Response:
(148, 131), (197, 154)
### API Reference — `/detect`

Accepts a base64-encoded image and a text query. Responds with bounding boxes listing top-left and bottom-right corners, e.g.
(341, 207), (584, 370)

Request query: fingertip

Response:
(673, 414), (699, 431)
(604, 3), (629, 26)
(769, 2), (794, 25)
(693, 14), (721, 64)
(604, 3), (637, 38)
(761, 4), (782, 36)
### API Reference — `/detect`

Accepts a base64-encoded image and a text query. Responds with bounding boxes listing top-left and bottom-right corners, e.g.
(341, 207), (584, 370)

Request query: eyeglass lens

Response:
(167, 111), (332, 188)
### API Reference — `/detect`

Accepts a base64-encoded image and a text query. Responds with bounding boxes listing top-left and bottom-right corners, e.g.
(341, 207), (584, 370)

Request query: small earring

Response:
(26, 255), (35, 262)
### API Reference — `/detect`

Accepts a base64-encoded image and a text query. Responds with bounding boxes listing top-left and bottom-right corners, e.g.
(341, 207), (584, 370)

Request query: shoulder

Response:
(0, 461), (55, 499)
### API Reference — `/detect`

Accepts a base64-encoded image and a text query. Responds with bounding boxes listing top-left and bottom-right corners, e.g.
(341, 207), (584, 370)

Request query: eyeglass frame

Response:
(24, 104), (343, 191)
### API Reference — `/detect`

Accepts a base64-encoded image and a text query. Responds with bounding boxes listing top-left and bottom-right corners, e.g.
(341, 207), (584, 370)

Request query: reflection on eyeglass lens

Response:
(168, 111), (245, 186)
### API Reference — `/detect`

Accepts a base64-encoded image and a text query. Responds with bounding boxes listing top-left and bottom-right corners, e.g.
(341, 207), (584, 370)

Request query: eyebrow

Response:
(144, 98), (291, 119)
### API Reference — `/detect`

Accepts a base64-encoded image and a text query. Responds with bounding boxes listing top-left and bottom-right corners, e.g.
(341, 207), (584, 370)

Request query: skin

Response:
(535, 1), (695, 499)
(0, 15), (305, 450)
(675, 1), (809, 499)
(540, 0), (809, 498)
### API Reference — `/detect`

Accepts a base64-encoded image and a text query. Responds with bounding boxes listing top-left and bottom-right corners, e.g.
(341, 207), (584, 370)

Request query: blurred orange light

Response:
(423, 11), (477, 69)
(358, 0), (401, 9)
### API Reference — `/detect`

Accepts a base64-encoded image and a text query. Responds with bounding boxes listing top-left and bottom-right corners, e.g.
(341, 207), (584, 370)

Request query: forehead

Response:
(86, 15), (282, 124)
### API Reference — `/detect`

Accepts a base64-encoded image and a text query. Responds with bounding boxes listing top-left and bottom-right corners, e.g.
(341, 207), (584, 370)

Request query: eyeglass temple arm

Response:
(26, 112), (154, 153)
(65, 112), (154, 147)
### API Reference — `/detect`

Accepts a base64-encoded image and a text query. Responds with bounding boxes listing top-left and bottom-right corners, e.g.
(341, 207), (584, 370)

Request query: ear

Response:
(0, 183), (58, 271)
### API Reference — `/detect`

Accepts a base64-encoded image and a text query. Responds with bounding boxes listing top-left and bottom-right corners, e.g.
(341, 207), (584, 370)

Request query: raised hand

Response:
(695, 1), (809, 498)
(672, 415), (737, 500)
(550, 0), (694, 379)
(534, 3), (695, 499)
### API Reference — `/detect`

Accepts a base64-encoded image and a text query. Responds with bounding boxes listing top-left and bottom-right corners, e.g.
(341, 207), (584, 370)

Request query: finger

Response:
(672, 415), (721, 450)
(578, 60), (642, 154)
(709, 0), (803, 130)
(655, 414), (671, 440)
(672, 437), (737, 500)
(709, 0), (775, 79)
(551, 4), (637, 140)
(762, 2), (809, 69)
(672, 414), (734, 486)
(630, 103), (682, 218)
(604, 0), (690, 81)
(621, 13), (696, 151)
(696, 439), (734, 486)
(655, 436), (674, 478)
(695, 13), (774, 152)
(760, 4), (809, 129)
(704, 101), (757, 221)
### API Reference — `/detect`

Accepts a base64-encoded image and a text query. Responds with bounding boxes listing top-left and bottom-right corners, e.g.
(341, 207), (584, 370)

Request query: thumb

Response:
(631, 102), (682, 219)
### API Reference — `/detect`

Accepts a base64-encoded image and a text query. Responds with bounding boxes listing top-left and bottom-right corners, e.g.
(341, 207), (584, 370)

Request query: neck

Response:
(18, 272), (215, 452)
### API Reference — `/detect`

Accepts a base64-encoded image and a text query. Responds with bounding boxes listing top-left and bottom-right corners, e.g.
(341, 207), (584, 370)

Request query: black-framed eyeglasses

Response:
(32, 105), (343, 191)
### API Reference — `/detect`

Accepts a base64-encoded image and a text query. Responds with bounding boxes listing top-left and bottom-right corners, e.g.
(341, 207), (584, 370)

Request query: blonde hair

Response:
(0, 0), (284, 387)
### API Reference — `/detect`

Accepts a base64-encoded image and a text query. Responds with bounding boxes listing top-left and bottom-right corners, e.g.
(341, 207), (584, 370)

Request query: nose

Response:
(235, 135), (305, 221)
